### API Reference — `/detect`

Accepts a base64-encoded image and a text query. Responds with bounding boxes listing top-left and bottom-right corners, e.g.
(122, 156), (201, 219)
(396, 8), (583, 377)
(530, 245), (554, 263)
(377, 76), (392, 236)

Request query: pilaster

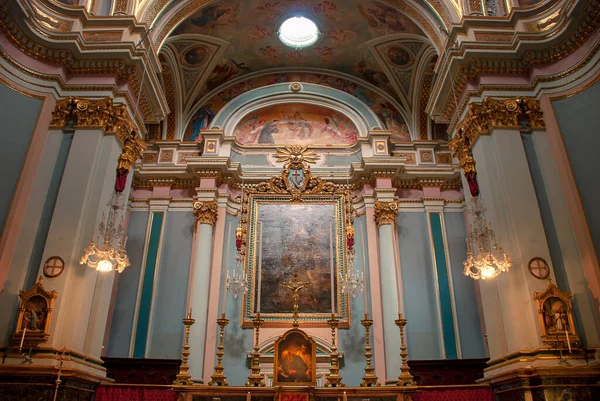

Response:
(373, 196), (402, 383)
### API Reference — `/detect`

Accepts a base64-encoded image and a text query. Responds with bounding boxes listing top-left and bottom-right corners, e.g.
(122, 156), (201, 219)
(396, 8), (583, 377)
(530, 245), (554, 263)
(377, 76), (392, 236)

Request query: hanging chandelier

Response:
(79, 192), (130, 273)
(464, 197), (512, 280)
(340, 191), (364, 298)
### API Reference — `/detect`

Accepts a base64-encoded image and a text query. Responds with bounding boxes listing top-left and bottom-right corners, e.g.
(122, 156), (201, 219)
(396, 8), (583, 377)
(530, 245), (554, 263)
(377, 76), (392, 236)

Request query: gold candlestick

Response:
(325, 313), (344, 387)
(173, 309), (195, 385)
(245, 313), (266, 387)
(209, 313), (229, 386)
(395, 313), (415, 386)
(360, 312), (380, 387)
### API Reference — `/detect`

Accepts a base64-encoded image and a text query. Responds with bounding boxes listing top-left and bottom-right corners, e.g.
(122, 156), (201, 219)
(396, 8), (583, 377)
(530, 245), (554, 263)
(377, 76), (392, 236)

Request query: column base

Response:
(482, 349), (600, 401)
(0, 346), (112, 400)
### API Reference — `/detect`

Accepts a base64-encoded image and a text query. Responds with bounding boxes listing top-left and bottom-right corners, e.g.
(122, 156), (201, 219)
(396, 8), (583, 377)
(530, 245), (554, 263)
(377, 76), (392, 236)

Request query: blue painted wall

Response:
(0, 84), (42, 238)
(148, 211), (194, 358)
(338, 214), (369, 386)
(521, 133), (600, 344)
(106, 211), (149, 357)
(397, 212), (442, 359)
(552, 81), (600, 269)
(221, 214), (254, 385)
(444, 212), (485, 358)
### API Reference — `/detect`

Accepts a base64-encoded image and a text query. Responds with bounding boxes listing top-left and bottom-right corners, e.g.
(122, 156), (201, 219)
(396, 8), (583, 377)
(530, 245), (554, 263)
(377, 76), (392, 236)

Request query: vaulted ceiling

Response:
(150, 0), (450, 140)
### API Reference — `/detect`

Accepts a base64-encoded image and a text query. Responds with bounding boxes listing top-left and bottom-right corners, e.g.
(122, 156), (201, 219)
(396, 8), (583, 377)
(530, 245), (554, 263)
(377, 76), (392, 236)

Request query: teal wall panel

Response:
(0, 84), (43, 238)
(148, 211), (194, 358)
(133, 212), (164, 358)
(429, 213), (458, 359)
(397, 212), (443, 359)
(107, 211), (149, 357)
(444, 212), (485, 358)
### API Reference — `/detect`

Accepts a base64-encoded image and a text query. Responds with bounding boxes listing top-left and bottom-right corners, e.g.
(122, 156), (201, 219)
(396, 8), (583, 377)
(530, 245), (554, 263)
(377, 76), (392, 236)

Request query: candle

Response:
(565, 329), (572, 353)
(19, 327), (26, 350)
(222, 223), (232, 315)
(330, 222), (335, 314)
(257, 223), (263, 313)
(343, 391), (348, 401)
(360, 222), (368, 313)
(246, 392), (251, 401)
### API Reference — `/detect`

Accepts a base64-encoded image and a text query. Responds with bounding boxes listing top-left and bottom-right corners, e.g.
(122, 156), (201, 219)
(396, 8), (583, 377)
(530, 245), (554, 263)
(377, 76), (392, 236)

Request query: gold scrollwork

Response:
(193, 200), (218, 227)
(50, 97), (146, 153)
(374, 200), (400, 226)
(448, 97), (544, 176)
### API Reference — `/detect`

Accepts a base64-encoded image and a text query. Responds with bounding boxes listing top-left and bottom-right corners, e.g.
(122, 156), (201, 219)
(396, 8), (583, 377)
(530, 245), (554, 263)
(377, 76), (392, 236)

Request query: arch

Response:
(208, 83), (385, 138)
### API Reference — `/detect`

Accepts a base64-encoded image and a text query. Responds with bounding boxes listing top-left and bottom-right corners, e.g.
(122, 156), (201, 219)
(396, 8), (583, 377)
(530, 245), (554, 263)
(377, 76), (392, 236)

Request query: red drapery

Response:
(415, 389), (494, 401)
(95, 387), (179, 401)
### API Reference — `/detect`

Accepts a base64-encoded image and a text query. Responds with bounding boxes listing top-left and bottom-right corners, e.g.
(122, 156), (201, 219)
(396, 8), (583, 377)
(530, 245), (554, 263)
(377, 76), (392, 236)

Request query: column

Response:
(374, 196), (402, 382)
(451, 97), (560, 372)
(188, 198), (218, 383)
(15, 97), (144, 378)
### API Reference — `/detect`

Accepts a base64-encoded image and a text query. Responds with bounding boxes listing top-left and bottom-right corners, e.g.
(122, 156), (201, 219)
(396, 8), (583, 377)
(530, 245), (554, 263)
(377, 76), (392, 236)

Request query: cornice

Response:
(0, 0), (168, 124)
(430, 0), (600, 123)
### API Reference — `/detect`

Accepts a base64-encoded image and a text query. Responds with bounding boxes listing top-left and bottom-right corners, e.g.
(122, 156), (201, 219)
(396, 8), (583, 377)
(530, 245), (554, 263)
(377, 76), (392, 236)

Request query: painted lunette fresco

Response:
(234, 103), (359, 146)
(184, 71), (410, 143)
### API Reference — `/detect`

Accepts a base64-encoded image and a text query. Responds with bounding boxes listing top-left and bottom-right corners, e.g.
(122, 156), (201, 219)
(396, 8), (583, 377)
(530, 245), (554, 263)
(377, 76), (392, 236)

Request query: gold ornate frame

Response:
(12, 276), (57, 348)
(239, 146), (352, 328)
(533, 280), (579, 349)
(273, 329), (317, 387)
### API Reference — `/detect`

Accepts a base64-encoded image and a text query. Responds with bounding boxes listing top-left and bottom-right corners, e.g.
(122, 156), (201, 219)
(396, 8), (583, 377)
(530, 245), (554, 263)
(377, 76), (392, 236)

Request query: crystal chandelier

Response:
(340, 191), (364, 298)
(228, 189), (248, 298)
(79, 192), (130, 273)
(464, 197), (512, 280)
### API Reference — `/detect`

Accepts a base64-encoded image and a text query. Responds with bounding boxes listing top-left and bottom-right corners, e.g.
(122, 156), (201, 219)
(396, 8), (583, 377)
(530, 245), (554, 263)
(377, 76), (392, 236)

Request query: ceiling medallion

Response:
(277, 15), (320, 49)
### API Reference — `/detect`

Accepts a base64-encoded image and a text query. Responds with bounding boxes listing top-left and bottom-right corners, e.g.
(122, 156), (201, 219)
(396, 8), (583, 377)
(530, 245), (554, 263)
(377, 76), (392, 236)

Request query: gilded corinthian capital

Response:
(374, 200), (399, 226)
(193, 200), (218, 227)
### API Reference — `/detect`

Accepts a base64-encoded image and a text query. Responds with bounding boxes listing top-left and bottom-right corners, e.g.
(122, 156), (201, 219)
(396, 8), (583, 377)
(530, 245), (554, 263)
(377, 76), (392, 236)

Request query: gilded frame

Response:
(241, 193), (349, 328)
(273, 329), (317, 386)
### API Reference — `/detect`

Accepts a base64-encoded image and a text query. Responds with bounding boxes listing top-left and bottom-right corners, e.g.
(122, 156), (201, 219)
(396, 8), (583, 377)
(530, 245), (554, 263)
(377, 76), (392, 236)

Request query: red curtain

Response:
(95, 387), (179, 401)
(415, 389), (494, 401)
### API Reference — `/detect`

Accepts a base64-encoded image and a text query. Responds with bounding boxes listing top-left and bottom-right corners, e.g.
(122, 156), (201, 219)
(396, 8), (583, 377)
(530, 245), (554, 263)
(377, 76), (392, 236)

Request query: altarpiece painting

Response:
(240, 146), (351, 327)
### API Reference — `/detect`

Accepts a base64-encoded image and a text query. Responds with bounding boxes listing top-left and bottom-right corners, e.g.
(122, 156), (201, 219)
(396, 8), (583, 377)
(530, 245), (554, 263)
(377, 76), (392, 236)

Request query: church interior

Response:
(1, 0), (600, 400)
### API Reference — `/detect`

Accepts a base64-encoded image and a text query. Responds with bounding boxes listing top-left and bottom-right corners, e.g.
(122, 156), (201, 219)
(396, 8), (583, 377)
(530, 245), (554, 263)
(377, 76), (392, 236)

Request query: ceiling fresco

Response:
(170, 0), (426, 97)
(182, 71), (411, 143)
(161, 0), (435, 142)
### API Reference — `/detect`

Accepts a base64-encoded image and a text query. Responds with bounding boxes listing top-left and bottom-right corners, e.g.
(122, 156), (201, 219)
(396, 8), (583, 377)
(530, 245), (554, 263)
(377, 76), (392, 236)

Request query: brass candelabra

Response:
(325, 313), (344, 387)
(245, 313), (266, 387)
(360, 312), (380, 387)
(395, 313), (415, 386)
(173, 309), (195, 385)
(209, 313), (229, 386)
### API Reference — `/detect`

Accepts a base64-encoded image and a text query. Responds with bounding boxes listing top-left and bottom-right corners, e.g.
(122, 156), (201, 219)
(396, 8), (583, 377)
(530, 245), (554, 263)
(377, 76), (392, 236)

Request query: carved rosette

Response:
(193, 200), (218, 227)
(374, 201), (399, 226)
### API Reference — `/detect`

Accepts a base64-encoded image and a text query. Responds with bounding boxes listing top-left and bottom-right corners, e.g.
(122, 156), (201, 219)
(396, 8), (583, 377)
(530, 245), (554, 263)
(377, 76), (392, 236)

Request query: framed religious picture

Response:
(274, 329), (317, 386)
(12, 276), (57, 348)
(533, 279), (579, 349)
(238, 146), (352, 327)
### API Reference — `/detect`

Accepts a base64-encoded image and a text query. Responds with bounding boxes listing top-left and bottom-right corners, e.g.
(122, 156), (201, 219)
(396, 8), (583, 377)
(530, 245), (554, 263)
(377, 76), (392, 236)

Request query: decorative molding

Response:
(193, 200), (218, 226)
(437, 0), (600, 119)
(50, 97), (146, 154)
(374, 200), (400, 226)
